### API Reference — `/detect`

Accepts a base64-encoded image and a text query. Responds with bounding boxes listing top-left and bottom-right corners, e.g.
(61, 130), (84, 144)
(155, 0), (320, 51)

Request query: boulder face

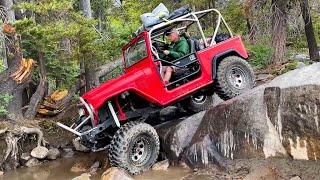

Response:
(155, 111), (205, 163)
(159, 63), (320, 169)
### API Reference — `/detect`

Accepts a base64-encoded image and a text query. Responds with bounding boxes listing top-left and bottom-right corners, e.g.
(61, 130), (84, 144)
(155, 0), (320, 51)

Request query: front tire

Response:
(214, 56), (255, 100)
(108, 122), (160, 175)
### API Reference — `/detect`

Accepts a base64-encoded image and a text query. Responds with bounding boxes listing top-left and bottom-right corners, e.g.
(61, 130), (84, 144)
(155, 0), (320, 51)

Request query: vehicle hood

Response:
(82, 71), (144, 109)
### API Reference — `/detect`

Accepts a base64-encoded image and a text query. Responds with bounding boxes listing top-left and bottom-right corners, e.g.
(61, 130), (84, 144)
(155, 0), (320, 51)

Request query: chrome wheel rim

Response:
(227, 67), (248, 90)
(129, 135), (152, 166)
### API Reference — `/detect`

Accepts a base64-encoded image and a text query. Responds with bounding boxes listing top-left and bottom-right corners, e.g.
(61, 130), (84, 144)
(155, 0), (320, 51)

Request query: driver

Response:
(159, 28), (189, 84)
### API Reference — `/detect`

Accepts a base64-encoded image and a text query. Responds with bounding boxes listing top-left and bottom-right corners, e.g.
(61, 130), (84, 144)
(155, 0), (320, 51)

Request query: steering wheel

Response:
(151, 45), (163, 78)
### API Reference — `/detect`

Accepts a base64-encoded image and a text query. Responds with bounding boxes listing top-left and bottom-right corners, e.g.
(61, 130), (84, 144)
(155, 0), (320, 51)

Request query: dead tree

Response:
(24, 52), (47, 119)
(270, 0), (289, 65)
(299, 0), (319, 61)
(80, 0), (99, 91)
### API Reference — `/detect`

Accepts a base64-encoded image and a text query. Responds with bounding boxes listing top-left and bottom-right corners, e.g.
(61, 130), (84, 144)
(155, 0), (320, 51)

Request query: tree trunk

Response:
(80, 0), (92, 18)
(84, 62), (97, 91)
(0, 37), (26, 121)
(25, 0), (34, 18)
(244, 0), (257, 44)
(270, 0), (288, 65)
(24, 52), (47, 119)
(1, 0), (15, 22)
(0, 31), (8, 69)
(300, 0), (320, 62)
(0, 0), (15, 70)
(79, 62), (86, 95)
(80, 0), (98, 91)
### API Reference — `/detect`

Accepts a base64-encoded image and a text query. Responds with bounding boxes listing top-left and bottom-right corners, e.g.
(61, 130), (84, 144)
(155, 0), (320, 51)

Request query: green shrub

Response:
(0, 93), (13, 116)
(246, 43), (272, 69)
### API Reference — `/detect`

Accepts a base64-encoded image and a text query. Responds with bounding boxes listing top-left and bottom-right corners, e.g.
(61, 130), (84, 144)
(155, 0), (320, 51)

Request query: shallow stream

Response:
(0, 152), (199, 180)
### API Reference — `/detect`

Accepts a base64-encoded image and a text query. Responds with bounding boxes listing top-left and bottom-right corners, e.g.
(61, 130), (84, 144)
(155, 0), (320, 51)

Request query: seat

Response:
(215, 33), (231, 43)
(186, 38), (202, 53)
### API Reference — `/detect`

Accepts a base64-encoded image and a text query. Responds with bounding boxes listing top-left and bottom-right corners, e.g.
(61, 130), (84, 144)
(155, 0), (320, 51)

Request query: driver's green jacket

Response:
(160, 37), (189, 61)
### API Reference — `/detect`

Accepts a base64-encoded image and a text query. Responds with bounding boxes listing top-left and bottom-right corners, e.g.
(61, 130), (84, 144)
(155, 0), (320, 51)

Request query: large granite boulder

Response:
(158, 63), (320, 169)
(155, 112), (205, 163)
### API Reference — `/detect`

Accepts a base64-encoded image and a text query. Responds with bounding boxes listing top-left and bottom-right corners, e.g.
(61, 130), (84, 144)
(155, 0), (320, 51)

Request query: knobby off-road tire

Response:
(108, 121), (160, 175)
(215, 56), (255, 100)
(183, 93), (213, 113)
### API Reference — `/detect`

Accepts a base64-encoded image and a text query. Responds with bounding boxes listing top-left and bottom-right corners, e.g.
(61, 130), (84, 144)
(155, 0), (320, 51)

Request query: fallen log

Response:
(36, 89), (68, 116)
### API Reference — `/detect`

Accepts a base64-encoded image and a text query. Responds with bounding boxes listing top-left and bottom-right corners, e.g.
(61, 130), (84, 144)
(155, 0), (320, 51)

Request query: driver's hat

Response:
(165, 28), (179, 36)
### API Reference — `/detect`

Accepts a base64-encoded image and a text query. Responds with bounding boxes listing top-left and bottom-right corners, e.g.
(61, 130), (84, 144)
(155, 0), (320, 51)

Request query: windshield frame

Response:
(122, 32), (151, 69)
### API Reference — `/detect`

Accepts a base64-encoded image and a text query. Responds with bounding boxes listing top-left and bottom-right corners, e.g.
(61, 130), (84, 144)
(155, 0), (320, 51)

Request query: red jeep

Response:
(57, 8), (255, 174)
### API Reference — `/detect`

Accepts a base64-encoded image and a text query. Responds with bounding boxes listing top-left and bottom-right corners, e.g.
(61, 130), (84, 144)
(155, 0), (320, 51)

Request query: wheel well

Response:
(98, 91), (158, 122)
(211, 50), (243, 80)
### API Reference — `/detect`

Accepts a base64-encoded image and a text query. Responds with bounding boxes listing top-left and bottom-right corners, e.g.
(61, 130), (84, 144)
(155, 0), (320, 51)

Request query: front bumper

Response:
(57, 97), (95, 137)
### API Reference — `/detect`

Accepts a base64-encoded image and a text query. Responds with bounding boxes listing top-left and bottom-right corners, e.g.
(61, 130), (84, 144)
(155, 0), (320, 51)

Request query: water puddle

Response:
(1, 152), (193, 180)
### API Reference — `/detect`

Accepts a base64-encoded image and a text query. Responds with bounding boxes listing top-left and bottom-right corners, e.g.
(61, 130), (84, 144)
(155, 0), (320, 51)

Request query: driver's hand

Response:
(163, 50), (170, 55)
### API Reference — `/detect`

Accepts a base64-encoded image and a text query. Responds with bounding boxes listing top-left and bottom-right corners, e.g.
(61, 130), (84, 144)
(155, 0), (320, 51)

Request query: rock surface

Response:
(72, 173), (91, 180)
(73, 138), (90, 152)
(31, 146), (49, 159)
(20, 152), (31, 164)
(89, 161), (100, 173)
(155, 111), (205, 163)
(294, 54), (310, 62)
(152, 159), (169, 171)
(243, 165), (280, 180)
(101, 167), (134, 180)
(157, 63), (320, 169)
(71, 162), (88, 173)
(63, 148), (75, 158)
(290, 176), (301, 180)
(25, 158), (41, 167)
(47, 148), (60, 160)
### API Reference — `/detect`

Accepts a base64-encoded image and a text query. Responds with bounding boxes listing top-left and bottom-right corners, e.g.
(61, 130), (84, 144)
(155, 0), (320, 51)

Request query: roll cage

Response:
(146, 8), (234, 58)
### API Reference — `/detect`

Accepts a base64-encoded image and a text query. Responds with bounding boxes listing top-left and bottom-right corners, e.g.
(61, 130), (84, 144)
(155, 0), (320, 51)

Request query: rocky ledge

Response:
(157, 62), (320, 170)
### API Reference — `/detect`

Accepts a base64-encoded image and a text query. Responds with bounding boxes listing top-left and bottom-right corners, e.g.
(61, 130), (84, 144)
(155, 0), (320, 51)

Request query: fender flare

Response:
(211, 49), (247, 80)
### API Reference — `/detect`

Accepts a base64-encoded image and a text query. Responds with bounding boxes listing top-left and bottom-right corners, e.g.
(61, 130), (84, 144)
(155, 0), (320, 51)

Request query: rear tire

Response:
(214, 56), (255, 100)
(108, 121), (160, 175)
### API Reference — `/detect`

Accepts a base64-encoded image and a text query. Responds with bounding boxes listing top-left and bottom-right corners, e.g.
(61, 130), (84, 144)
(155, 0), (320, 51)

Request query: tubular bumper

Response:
(56, 98), (121, 137)
(56, 97), (95, 137)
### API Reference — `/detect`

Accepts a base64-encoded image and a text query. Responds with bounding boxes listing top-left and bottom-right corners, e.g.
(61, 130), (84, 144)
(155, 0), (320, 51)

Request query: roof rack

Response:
(133, 5), (192, 37)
